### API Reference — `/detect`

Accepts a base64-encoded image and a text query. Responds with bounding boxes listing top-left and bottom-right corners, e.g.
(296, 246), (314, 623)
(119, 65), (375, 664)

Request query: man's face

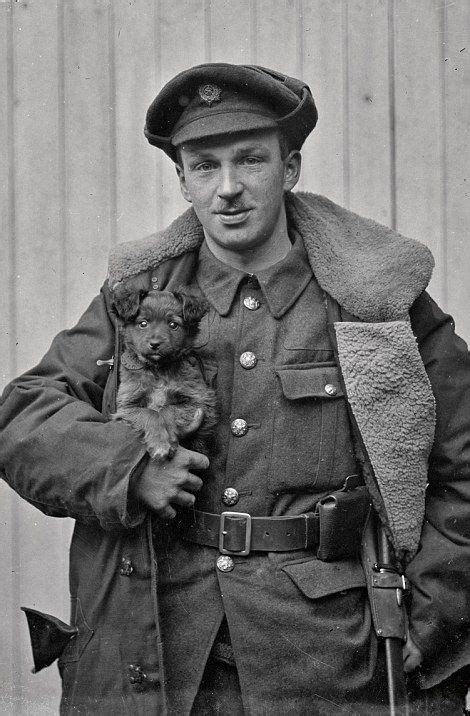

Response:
(176, 130), (300, 256)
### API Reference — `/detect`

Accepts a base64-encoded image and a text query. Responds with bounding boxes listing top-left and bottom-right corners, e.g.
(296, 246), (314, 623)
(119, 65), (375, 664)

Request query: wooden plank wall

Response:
(0, 0), (469, 711)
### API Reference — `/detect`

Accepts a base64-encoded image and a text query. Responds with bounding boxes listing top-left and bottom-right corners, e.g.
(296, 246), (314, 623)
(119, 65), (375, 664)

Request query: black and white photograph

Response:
(1, 1), (469, 713)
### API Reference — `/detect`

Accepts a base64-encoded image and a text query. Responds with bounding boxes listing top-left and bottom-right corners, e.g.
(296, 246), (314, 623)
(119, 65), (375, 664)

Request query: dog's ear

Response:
(112, 279), (148, 322)
(172, 291), (209, 331)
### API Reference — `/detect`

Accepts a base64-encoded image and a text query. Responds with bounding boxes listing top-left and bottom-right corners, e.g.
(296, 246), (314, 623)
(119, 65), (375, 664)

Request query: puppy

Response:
(112, 288), (217, 460)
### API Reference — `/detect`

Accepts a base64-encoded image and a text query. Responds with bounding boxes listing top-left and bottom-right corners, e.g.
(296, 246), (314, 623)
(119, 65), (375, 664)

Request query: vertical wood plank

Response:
(12, 0), (62, 376)
(393, 0), (445, 307)
(210, 0), (252, 64)
(7, 3), (70, 710)
(346, 0), (392, 225)
(0, 4), (16, 711)
(0, 481), (16, 716)
(113, 0), (159, 244)
(0, 2), (15, 391)
(301, 0), (345, 202)
(256, 0), (299, 77)
(443, 3), (470, 343)
(62, 0), (113, 324)
(157, 0), (206, 227)
(0, 6), (21, 713)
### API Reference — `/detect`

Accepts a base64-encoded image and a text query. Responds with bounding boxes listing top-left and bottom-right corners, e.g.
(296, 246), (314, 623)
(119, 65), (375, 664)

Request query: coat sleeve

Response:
(0, 282), (148, 530)
(407, 291), (470, 688)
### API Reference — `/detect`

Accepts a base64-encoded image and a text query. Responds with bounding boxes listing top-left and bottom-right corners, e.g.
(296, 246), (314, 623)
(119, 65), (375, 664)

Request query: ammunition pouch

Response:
(315, 476), (371, 561)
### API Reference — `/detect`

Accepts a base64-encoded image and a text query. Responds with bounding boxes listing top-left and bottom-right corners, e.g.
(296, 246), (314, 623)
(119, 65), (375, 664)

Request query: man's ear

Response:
(283, 150), (302, 192)
(175, 163), (192, 203)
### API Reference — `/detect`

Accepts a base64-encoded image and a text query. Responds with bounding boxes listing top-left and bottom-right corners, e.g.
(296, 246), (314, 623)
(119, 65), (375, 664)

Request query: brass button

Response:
(243, 296), (260, 311)
(217, 555), (235, 572)
(222, 487), (239, 506)
(239, 351), (257, 369)
(128, 664), (146, 685)
(231, 418), (248, 436)
(119, 557), (134, 577)
(324, 383), (338, 396)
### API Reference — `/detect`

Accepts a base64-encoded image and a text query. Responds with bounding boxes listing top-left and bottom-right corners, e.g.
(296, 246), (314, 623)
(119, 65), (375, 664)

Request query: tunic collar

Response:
(196, 234), (312, 318)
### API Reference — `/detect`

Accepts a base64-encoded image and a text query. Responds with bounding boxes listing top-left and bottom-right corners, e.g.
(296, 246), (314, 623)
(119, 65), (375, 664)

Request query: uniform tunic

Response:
(2, 192), (470, 714)
(154, 236), (386, 714)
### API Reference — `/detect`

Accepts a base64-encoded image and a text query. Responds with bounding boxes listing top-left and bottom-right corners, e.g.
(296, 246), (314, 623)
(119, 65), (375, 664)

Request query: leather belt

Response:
(173, 509), (319, 555)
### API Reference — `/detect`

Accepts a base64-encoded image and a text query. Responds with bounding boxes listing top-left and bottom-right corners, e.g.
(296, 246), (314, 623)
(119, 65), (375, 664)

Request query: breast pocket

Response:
(269, 362), (355, 494)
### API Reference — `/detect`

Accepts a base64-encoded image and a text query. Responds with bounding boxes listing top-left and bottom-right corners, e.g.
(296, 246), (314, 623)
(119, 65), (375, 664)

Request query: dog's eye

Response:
(168, 320), (179, 330)
(138, 320), (148, 329)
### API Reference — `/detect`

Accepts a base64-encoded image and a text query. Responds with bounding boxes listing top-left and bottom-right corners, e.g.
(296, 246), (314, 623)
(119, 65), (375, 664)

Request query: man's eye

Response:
(195, 162), (215, 172)
(138, 320), (148, 329)
(242, 156), (261, 165)
(168, 320), (179, 330)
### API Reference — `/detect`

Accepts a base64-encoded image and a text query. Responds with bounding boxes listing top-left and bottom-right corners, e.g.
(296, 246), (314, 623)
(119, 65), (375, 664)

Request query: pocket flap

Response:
(281, 557), (365, 599)
(21, 607), (78, 673)
(276, 364), (344, 400)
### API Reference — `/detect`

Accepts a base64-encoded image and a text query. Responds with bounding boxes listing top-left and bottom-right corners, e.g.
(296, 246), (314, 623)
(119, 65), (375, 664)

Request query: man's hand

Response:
(134, 446), (209, 519)
(403, 635), (423, 673)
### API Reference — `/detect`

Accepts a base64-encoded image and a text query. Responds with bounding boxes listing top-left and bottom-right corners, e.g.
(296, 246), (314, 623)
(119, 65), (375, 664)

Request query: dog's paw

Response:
(150, 440), (178, 461)
(179, 408), (204, 437)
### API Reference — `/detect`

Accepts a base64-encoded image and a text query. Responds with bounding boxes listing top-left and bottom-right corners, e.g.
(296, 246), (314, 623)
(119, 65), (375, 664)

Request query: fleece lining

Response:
(108, 191), (436, 557)
(335, 321), (436, 558)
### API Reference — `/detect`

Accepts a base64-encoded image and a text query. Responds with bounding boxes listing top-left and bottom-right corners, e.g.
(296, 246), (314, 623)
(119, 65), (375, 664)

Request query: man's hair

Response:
(175, 130), (295, 170)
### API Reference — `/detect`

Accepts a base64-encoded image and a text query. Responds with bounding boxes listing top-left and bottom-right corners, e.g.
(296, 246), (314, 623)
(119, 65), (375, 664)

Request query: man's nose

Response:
(217, 165), (243, 200)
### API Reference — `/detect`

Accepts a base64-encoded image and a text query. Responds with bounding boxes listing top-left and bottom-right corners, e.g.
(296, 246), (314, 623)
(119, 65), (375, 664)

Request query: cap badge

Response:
(198, 83), (222, 107)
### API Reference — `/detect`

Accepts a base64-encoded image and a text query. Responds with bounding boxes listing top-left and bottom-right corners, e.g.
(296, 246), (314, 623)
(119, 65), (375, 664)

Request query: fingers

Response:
(182, 446), (210, 472)
(180, 472), (203, 493)
(402, 635), (423, 673)
(172, 489), (198, 508)
(159, 504), (177, 520)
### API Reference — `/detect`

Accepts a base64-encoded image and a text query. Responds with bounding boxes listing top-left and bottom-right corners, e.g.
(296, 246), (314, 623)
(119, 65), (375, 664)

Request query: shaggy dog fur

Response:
(112, 288), (217, 459)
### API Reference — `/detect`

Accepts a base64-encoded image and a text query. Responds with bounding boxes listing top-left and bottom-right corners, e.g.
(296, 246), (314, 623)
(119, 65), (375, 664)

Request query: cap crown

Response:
(144, 63), (318, 161)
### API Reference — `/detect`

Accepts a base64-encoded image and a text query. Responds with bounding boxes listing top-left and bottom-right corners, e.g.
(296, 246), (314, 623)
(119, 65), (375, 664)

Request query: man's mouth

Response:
(216, 209), (251, 225)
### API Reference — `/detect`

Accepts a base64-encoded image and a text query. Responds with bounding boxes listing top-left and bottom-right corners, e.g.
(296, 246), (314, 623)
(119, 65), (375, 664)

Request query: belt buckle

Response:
(219, 512), (252, 556)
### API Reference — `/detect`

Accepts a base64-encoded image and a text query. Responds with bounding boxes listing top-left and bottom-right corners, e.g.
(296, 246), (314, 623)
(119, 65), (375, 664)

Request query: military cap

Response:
(144, 63), (318, 161)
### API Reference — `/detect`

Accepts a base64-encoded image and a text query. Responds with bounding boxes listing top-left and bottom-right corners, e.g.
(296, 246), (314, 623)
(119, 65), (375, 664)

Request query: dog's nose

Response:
(148, 340), (161, 349)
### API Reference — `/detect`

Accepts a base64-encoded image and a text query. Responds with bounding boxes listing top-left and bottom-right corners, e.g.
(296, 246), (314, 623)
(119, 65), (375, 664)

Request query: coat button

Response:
(217, 555), (235, 572)
(231, 418), (248, 436)
(243, 296), (260, 310)
(128, 664), (146, 684)
(119, 557), (134, 576)
(324, 384), (338, 396)
(239, 351), (257, 369)
(222, 487), (239, 506)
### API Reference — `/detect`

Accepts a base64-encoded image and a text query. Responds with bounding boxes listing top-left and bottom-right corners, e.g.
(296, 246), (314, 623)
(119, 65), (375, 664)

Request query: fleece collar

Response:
(108, 192), (434, 322)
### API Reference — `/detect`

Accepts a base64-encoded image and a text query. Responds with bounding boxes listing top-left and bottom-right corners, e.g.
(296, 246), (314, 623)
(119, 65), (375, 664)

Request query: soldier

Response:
(1, 63), (470, 714)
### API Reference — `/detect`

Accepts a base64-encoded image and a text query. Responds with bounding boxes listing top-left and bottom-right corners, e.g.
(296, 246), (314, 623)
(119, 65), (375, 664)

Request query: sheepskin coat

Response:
(1, 192), (470, 714)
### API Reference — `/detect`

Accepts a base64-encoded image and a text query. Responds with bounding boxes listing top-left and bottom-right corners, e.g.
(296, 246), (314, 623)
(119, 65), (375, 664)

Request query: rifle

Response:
(362, 511), (410, 716)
